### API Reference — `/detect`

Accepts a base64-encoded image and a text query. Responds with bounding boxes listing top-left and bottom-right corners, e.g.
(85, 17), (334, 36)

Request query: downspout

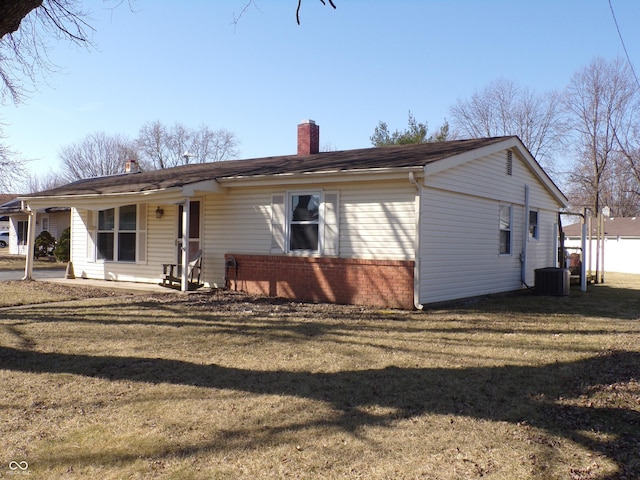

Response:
(521, 185), (529, 287)
(553, 222), (559, 268)
(409, 172), (423, 310)
(22, 202), (36, 281)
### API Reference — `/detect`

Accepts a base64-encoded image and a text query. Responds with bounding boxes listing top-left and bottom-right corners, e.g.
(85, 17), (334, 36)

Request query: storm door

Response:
(176, 200), (201, 272)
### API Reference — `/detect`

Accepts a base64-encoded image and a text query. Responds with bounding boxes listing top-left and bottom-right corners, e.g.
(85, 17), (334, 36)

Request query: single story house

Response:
(562, 216), (640, 275)
(19, 121), (567, 308)
(0, 198), (70, 255)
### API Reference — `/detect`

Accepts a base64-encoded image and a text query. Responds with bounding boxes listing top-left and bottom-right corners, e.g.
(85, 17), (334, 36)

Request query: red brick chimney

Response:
(297, 120), (320, 155)
(125, 159), (139, 173)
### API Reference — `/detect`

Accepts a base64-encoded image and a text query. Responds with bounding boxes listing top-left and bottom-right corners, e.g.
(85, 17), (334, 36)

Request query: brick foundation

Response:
(224, 254), (415, 309)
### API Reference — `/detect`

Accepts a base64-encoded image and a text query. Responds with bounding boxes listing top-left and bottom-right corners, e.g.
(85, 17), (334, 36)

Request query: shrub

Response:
(54, 227), (70, 263)
(34, 231), (56, 258)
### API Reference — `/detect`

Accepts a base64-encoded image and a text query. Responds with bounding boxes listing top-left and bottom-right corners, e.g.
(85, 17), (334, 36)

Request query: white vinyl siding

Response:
(420, 189), (523, 303)
(419, 149), (560, 304)
(339, 181), (415, 260)
(205, 188), (275, 286)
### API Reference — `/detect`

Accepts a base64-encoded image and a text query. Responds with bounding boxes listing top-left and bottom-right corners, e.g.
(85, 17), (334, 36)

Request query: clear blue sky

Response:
(4, 0), (639, 183)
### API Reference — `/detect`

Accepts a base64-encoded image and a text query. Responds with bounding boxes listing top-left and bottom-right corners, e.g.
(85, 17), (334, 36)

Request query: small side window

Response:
(529, 210), (539, 240)
(499, 205), (512, 255)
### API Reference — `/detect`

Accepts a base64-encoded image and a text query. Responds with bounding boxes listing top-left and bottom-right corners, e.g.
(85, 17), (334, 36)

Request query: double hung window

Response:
(499, 205), (512, 255)
(529, 210), (539, 240)
(97, 208), (115, 260)
(17, 221), (28, 246)
(289, 193), (320, 252)
(270, 191), (339, 256)
(96, 204), (142, 262)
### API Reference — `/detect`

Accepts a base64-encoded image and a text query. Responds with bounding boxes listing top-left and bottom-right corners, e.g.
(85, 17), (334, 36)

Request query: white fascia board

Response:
(19, 188), (186, 210)
(181, 179), (227, 197)
(216, 166), (424, 188)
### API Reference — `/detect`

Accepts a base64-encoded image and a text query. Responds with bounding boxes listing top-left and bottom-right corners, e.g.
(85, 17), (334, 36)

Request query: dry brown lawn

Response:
(0, 274), (639, 479)
(0, 254), (65, 271)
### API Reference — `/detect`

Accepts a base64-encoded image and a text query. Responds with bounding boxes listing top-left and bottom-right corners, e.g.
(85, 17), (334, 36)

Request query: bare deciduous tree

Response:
(0, 1), (93, 192)
(136, 120), (239, 170)
(23, 170), (66, 194)
(0, 0), (93, 104)
(0, 133), (25, 192)
(233, 0), (336, 26)
(563, 57), (639, 216)
(450, 78), (566, 173)
(59, 132), (139, 182)
(608, 103), (640, 214)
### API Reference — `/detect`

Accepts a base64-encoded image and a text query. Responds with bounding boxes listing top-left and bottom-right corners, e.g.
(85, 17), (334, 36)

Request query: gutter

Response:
(18, 188), (186, 210)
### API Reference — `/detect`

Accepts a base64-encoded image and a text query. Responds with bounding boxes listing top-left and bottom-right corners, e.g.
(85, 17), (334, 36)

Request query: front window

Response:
(289, 193), (320, 251)
(499, 205), (512, 255)
(97, 208), (115, 260)
(17, 221), (28, 246)
(118, 204), (137, 261)
(97, 205), (138, 262)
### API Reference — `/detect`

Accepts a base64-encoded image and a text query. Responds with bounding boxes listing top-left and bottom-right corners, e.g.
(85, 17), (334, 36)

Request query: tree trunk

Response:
(0, 0), (43, 38)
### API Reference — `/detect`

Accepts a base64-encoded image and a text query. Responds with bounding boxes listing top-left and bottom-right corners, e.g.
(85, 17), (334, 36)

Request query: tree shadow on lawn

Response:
(0, 346), (638, 479)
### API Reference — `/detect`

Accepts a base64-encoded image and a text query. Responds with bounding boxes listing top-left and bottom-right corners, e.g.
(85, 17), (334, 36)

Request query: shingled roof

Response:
(22, 137), (513, 198)
(563, 217), (640, 237)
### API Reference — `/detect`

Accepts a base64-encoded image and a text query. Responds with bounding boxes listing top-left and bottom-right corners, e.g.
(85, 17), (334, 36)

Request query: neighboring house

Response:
(562, 217), (640, 275)
(0, 194), (17, 233)
(0, 199), (70, 255)
(19, 121), (567, 308)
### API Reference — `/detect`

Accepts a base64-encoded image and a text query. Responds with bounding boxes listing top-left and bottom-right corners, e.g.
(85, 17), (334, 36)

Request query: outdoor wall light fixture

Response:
(155, 206), (164, 219)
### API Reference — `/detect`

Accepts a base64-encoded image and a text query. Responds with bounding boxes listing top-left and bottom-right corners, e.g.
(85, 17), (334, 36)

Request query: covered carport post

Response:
(21, 202), (36, 281)
(180, 198), (191, 292)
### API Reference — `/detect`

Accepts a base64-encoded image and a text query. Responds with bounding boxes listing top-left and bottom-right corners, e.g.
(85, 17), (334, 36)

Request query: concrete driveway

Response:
(0, 269), (66, 281)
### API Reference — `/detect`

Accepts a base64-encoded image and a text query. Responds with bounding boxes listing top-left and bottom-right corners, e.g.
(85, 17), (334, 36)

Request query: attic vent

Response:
(506, 150), (513, 176)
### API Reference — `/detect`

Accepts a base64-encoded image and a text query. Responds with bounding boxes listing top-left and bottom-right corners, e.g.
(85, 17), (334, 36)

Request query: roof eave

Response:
(19, 187), (185, 210)
(217, 165), (425, 187)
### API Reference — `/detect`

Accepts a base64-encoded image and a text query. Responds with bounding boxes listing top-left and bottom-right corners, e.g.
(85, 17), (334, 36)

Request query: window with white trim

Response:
(95, 204), (145, 262)
(529, 210), (539, 240)
(17, 221), (28, 246)
(270, 191), (339, 256)
(499, 205), (512, 255)
(290, 193), (320, 252)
